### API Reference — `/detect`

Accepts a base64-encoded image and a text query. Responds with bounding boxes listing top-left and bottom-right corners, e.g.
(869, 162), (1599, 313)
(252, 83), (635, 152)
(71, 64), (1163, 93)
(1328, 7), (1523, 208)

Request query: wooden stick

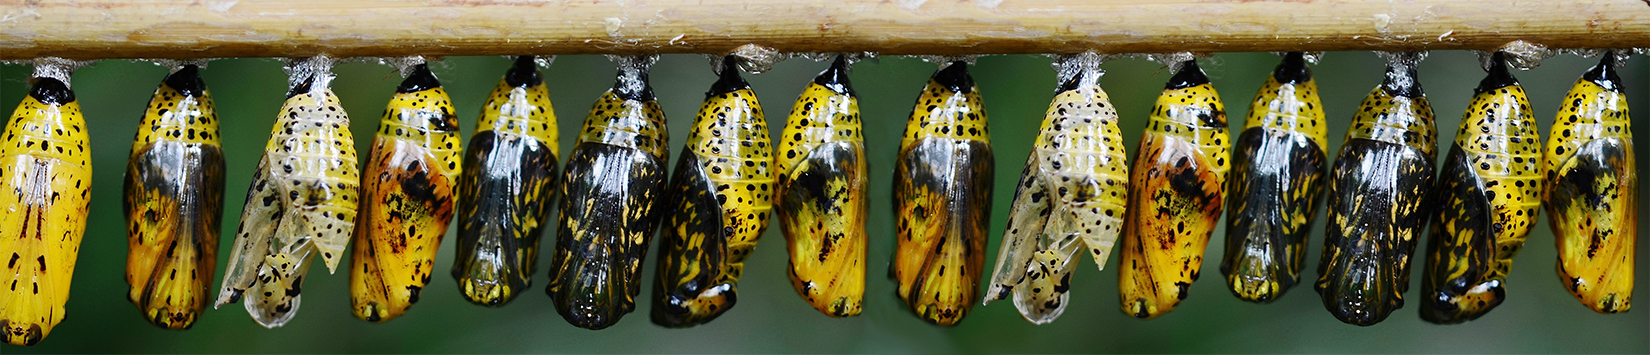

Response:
(1, 0), (1646, 60)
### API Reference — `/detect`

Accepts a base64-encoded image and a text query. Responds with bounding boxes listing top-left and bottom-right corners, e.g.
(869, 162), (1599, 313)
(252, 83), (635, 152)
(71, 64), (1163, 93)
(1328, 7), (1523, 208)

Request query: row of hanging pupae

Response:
(0, 50), (1634, 346)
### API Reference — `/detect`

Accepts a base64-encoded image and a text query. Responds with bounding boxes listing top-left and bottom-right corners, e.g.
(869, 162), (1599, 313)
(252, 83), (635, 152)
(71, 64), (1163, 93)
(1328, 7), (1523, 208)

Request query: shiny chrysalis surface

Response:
(1221, 52), (1327, 303)
(215, 62), (359, 328)
(653, 58), (774, 327)
(451, 56), (559, 307)
(124, 65), (225, 330)
(1315, 54), (1437, 326)
(891, 61), (993, 326)
(985, 54), (1126, 324)
(1544, 54), (1635, 314)
(1421, 53), (1543, 324)
(0, 76), (91, 346)
(548, 56), (669, 330)
(1118, 60), (1229, 319)
(350, 64), (462, 322)
(775, 56), (867, 318)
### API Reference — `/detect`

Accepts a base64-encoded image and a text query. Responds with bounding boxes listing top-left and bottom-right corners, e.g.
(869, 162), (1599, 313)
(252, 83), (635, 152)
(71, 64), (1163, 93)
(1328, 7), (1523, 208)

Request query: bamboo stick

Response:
(0, 0), (1646, 60)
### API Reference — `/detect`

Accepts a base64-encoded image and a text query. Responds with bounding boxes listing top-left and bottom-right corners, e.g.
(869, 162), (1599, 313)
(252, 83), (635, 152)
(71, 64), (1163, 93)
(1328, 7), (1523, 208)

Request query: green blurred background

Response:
(0, 51), (1645, 354)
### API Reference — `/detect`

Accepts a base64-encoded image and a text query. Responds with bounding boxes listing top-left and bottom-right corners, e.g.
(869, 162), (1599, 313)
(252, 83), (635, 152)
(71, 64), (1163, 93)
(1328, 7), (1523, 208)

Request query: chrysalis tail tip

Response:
(1583, 54), (1623, 92)
(396, 63), (442, 93)
(814, 55), (855, 95)
(27, 76), (74, 104)
(163, 64), (207, 97)
(1474, 52), (1520, 94)
(932, 61), (974, 93)
(708, 55), (750, 97)
(504, 55), (544, 88)
(1273, 52), (1312, 85)
(1165, 60), (1209, 89)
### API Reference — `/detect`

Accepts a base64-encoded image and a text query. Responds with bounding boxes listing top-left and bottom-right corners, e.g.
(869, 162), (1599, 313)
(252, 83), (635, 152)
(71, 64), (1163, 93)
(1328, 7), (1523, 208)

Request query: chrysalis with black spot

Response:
(350, 63), (462, 322)
(652, 57), (774, 327)
(1221, 52), (1327, 303)
(452, 56), (559, 307)
(215, 58), (359, 328)
(985, 53), (1126, 324)
(776, 56), (867, 318)
(1118, 59), (1229, 319)
(891, 61), (993, 326)
(1544, 53), (1635, 314)
(1421, 52), (1543, 324)
(0, 71), (92, 346)
(124, 65), (225, 330)
(1315, 52), (1437, 326)
(547, 55), (669, 330)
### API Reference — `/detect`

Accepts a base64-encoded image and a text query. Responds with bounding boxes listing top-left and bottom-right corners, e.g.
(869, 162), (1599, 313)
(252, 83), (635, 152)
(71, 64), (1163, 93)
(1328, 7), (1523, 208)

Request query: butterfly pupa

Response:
(350, 63), (462, 322)
(1315, 52), (1437, 326)
(1544, 53), (1635, 314)
(124, 64), (226, 330)
(652, 56), (775, 327)
(0, 65), (92, 346)
(1221, 52), (1328, 303)
(1118, 59), (1229, 319)
(891, 60), (994, 326)
(985, 53), (1126, 324)
(547, 55), (670, 330)
(776, 55), (868, 318)
(1420, 52), (1543, 324)
(214, 57), (359, 328)
(451, 56), (559, 307)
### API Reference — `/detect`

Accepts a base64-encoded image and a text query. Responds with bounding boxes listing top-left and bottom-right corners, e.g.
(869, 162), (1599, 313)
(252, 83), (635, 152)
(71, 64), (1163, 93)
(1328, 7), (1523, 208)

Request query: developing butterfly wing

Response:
(216, 77), (359, 328)
(350, 64), (462, 322)
(124, 65), (226, 330)
(0, 78), (92, 346)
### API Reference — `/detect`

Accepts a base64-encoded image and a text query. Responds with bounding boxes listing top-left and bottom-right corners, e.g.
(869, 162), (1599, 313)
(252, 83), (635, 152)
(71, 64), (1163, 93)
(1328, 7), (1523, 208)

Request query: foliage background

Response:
(0, 51), (1645, 354)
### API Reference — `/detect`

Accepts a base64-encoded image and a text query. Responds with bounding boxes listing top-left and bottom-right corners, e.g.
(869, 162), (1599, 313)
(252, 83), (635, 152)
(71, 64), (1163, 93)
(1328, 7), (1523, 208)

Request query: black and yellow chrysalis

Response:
(1118, 59), (1229, 319)
(653, 57), (774, 327)
(1545, 53), (1635, 314)
(548, 55), (670, 330)
(216, 57), (359, 328)
(451, 56), (559, 307)
(350, 63), (462, 322)
(1420, 52), (1543, 324)
(1221, 52), (1326, 303)
(0, 67), (92, 346)
(986, 53), (1126, 324)
(124, 64), (225, 330)
(891, 61), (993, 326)
(1315, 52), (1437, 326)
(776, 55), (867, 318)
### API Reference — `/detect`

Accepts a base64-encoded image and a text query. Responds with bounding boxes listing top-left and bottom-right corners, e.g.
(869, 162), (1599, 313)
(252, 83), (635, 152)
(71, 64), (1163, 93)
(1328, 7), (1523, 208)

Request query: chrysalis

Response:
(1421, 52), (1543, 324)
(0, 62), (92, 346)
(1544, 53), (1635, 314)
(350, 62), (462, 322)
(1118, 59), (1229, 319)
(775, 55), (868, 318)
(451, 56), (559, 307)
(1221, 52), (1327, 303)
(215, 57), (359, 328)
(985, 53), (1126, 324)
(1315, 52), (1437, 326)
(891, 61), (993, 326)
(653, 57), (774, 327)
(124, 64), (225, 330)
(547, 55), (669, 330)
